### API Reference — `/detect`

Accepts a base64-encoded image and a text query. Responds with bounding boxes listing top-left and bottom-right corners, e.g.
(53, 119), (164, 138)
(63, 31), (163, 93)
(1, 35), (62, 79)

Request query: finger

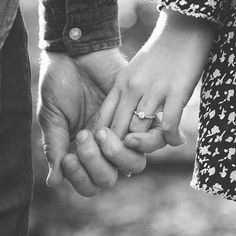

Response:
(95, 128), (146, 173)
(110, 92), (141, 139)
(61, 153), (100, 197)
(124, 118), (167, 153)
(75, 130), (118, 188)
(91, 87), (120, 133)
(129, 94), (164, 133)
(37, 108), (69, 187)
(161, 96), (186, 146)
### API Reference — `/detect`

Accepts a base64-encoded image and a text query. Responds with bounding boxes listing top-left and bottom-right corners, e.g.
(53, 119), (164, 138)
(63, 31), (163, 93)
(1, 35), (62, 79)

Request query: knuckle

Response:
(68, 162), (82, 177)
(110, 124), (118, 132)
(129, 121), (140, 133)
(62, 158), (81, 177)
(72, 173), (88, 188)
(161, 122), (176, 135)
(79, 150), (96, 164)
(126, 78), (142, 92)
(105, 143), (120, 159)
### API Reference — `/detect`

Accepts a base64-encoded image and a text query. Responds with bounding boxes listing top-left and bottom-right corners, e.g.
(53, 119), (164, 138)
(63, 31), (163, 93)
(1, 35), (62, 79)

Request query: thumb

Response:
(37, 107), (70, 188)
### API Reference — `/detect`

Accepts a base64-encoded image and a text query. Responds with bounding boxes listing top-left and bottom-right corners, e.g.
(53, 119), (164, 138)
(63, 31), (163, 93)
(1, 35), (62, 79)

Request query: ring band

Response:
(134, 111), (155, 120)
(120, 170), (132, 178)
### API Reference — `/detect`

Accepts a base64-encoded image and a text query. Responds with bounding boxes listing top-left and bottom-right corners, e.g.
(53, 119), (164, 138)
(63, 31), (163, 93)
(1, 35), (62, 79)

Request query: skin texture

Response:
(37, 49), (166, 197)
(38, 9), (216, 198)
(96, 9), (216, 149)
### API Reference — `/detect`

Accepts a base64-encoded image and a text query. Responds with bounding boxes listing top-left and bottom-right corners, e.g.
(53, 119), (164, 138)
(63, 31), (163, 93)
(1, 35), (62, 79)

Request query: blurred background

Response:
(20, 0), (236, 235)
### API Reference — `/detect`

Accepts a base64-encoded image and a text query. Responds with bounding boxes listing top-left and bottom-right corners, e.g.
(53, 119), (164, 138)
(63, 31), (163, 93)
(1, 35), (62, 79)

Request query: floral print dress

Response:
(154, 0), (236, 201)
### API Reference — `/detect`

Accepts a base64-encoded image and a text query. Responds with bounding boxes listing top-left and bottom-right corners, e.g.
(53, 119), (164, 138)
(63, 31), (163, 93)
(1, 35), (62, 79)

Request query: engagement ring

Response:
(134, 111), (155, 120)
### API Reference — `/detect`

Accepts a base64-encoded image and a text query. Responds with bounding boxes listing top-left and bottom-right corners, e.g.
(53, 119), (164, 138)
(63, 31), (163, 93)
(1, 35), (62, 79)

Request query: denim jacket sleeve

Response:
(39, 0), (121, 56)
(0, 0), (19, 49)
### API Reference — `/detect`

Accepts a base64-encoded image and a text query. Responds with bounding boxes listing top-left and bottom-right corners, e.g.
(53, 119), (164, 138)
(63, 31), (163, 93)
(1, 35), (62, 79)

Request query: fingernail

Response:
(126, 138), (139, 147)
(95, 128), (107, 144)
(76, 130), (89, 143)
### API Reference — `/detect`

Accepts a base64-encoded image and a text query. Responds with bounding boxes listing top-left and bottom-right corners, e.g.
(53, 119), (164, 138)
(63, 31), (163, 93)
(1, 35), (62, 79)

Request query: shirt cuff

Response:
(153, 0), (231, 26)
(39, 0), (121, 56)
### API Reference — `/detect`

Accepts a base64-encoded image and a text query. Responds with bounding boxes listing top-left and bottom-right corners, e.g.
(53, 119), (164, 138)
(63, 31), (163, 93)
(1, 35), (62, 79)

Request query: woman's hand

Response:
(97, 8), (216, 148)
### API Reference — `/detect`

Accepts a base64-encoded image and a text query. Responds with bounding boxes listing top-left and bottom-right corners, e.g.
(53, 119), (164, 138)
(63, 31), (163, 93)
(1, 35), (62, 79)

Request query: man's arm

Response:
(39, 0), (121, 55)
(38, 0), (150, 196)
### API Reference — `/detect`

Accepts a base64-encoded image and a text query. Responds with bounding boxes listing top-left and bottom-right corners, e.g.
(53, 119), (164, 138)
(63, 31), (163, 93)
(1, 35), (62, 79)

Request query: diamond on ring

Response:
(134, 111), (155, 120)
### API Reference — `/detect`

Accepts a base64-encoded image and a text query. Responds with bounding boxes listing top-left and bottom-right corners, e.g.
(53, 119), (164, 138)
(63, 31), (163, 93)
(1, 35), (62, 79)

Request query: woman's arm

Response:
(96, 8), (217, 148)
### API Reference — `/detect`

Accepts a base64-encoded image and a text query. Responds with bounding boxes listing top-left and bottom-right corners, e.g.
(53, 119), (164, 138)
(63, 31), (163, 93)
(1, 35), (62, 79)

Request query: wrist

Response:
(142, 8), (216, 54)
(72, 48), (128, 93)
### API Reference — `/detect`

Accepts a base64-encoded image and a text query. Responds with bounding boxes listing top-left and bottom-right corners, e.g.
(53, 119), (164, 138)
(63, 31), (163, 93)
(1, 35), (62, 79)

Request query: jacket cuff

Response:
(39, 0), (121, 56)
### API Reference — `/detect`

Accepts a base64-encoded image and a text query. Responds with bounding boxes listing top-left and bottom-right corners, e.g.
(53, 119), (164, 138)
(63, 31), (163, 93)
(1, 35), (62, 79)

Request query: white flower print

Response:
(228, 54), (235, 67)
(209, 167), (216, 176)
(205, 0), (217, 8)
(228, 112), (236, 125)
(209, 110), (215, 119)
(219, 108), (226, 120)
(219, 166), (228, 178)
(199, 145), (211, 155)
(179, 0), (187, 5)
(213, 183), (223, 193)
(227, 32), (234, 43)
(213, 69), (221, 78)
(207, 125), (220, 136)
(188, 4), (199, 12)
(156, 0), (236, 201)
(226, 136), (234, 142)
(228, 148), (236, 160)
(220, 51), (226, 62)
(202, 89), (212, 99)
(230, 171), (236, 183)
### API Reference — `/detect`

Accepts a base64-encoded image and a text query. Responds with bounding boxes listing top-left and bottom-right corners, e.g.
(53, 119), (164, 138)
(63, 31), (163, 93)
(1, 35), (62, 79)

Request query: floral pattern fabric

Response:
(155, 0), (236, 201)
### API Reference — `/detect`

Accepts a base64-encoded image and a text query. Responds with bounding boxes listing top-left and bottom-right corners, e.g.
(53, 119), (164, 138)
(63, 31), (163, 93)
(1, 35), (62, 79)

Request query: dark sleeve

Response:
(153, 0), (231, 26)
(0, 0), (19, 50)
(39, 0), (121, 56)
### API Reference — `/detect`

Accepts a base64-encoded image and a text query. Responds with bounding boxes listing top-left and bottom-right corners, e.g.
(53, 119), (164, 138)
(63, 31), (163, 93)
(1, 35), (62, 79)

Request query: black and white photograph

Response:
(0, 0), (236, 235)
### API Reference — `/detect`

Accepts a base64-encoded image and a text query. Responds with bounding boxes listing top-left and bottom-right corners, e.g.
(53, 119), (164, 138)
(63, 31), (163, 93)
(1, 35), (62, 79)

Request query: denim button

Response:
(69, 28), (82, 40)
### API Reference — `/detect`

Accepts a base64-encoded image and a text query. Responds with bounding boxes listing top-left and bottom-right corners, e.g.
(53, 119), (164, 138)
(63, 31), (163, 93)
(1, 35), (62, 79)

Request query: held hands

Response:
(37, 49), (165, 197)
(97, 9), (216, 148)
(37, 9), (216, 197)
